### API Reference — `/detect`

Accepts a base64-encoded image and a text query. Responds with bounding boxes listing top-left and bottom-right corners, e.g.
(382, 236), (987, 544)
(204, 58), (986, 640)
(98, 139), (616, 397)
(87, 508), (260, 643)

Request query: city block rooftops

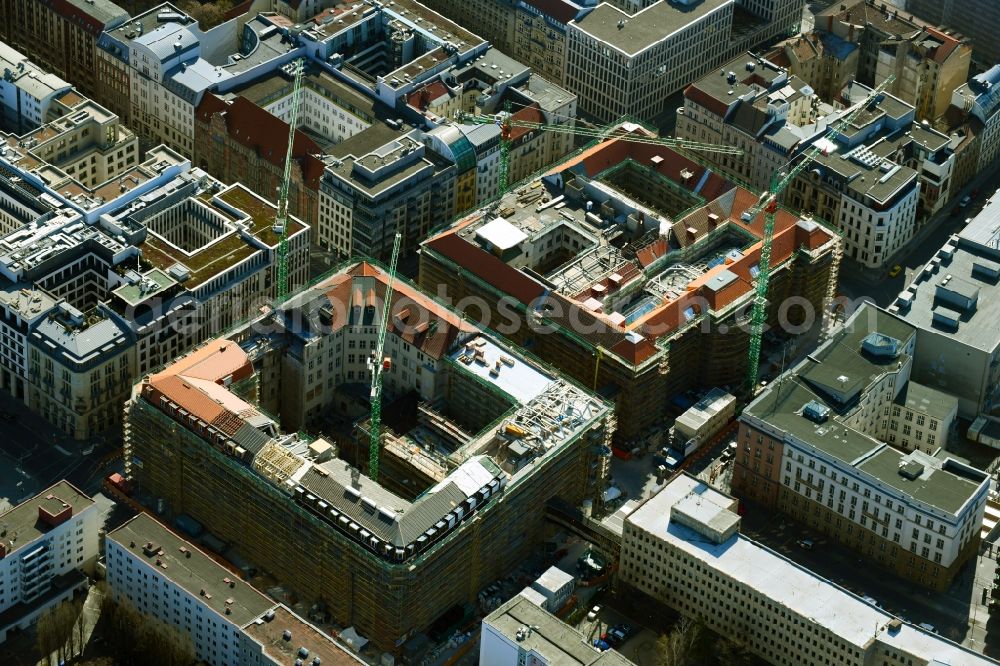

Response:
(570, 0), (733, 57)
(323, 132), (452, 198)
(422, 135), (836, 368)
(743, 305), (988, 516)
(624, 473), (996, 663)
(0, 480), (94, 558)
(0, 143), (185, 223)
(109, 5), (291, 96)
(683, 52), (807, 119)
(107, 513), (274, 627)
(134, 182), (307, 289)
(486, 595), (634, 666)
(892, 193), (1000, 353)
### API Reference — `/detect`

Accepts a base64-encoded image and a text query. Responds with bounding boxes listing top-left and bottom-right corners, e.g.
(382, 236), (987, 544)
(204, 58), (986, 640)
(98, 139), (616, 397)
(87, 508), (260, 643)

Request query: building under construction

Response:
(122, 262), (614, 651)
(419, 130), (843, 446)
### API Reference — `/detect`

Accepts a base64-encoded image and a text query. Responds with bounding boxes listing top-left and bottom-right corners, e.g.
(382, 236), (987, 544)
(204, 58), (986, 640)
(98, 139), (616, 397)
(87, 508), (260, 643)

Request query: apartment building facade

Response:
(680, 58), (944, 268)
(885, 382), (958, 454)
(734, 304), (990, 590)
(195, 93), (325, 233)
(951, 66), (1000, 175)
(0, 0), (129, 100)
(906, 0), (1000, 67)
(0, 481), (98, 643)
(766, 32), (859, 103)
(0, 43), (74, 134)
(99, 7), (296, 155)
(815, 0), (971, 122)
(106, 513), (364, 666)
(511, 0), (593, 86)
(318, 133), (457, 261)
(618, 472), (996, 666)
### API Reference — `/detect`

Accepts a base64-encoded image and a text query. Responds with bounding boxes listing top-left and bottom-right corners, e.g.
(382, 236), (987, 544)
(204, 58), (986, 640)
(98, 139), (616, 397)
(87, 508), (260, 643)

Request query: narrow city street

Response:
(840, 165), (1000, 306)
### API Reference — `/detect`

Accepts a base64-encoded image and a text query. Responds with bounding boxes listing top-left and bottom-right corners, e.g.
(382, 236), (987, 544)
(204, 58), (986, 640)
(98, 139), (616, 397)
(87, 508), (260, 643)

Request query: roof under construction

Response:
(140, 261), (612, 565)
(421, 134), (838, 368)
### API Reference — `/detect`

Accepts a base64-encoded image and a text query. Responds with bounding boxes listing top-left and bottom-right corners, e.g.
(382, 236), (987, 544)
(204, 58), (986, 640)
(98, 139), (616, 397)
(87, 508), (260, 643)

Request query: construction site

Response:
(122, 261), (615, 652)
(419, 127), (844, 448)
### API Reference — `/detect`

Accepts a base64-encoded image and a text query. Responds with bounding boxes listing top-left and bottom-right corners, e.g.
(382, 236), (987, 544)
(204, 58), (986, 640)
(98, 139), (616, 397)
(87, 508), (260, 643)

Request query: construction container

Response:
(531, 566), (575, 612)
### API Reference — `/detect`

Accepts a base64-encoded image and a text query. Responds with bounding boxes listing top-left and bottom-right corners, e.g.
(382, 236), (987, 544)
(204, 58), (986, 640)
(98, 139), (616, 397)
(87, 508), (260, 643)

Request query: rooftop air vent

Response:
(802, 400), (830, 424)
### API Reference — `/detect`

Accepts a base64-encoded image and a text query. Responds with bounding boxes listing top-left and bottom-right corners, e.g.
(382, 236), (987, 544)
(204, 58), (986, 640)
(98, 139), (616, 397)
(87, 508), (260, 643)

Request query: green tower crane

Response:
(744, 75), (896, 395)
(273, 59), (306, 300)
(368, 231), (403, 480)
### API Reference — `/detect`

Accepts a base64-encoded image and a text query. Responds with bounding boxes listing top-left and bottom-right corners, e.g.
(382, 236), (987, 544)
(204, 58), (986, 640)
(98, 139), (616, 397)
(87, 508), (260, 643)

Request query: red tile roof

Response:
(312, 263), (480, 360)
(551, 137), (731, 202)
(684, 84), (731, 118)
(509, 104), (545, 141)
(423, 230), (547, 306)
(196, 95), (324, 188)
(635, 237), (669, 268)
(406, 81), (452, 112)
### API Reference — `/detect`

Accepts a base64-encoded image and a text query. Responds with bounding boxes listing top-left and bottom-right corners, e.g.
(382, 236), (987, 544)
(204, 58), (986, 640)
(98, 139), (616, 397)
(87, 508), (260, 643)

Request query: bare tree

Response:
(98, 592), (197, 666)
(35, 606), (57, 666)
(75, 598), (86, 656)
(54, 599), (78, 659)
(654, 617), (713, 666)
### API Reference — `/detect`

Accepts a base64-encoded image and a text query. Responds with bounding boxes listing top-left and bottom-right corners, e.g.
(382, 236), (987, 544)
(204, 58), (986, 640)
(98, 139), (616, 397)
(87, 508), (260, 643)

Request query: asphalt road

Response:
(0, 391), (119, 510)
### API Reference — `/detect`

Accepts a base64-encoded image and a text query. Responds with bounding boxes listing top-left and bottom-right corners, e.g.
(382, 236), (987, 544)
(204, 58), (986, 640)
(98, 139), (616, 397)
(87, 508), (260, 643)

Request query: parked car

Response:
(861, 595), (880, 607)
(960, 195), (972, 207)
(587, 605), (601, 622)
(593, 639), (610, 651)
(796, 539), (814, 550)
(919, 622), (936, 633)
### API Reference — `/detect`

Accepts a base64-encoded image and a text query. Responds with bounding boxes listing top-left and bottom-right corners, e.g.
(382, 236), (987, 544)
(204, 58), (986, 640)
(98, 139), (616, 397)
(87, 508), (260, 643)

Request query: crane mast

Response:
(368, 232), (403, 480)
(744, 75), (896, 395)
(274, 59), (305, 300)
